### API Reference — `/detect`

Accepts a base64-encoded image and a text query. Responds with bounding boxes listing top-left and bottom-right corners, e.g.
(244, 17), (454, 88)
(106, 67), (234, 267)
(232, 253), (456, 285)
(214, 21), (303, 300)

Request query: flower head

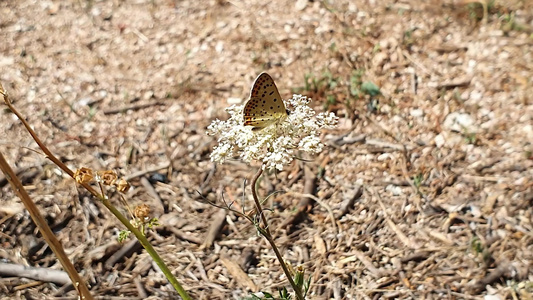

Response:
(207, 95), (338, 171)
(74, 167), (94, 184)
(96, 170), (118, 186)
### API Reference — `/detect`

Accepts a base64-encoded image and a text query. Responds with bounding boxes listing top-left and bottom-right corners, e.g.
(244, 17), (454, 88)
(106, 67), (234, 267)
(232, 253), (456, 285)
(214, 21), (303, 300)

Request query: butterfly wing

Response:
(243, 73), (288, 130)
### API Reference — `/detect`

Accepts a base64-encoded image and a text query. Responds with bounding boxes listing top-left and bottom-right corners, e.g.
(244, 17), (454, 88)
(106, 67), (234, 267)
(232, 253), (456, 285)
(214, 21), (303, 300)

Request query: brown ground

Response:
(0, 0), (532, 299)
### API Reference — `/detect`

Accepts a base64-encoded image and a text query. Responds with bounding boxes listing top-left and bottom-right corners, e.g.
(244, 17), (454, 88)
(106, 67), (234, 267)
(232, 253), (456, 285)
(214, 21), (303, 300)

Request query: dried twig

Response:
(140, 177), (165, 214)
(105, 239), (141, 269)
(202, 209), (227, 248)
(280, 165), (317, 230)
(338, 185), (363, 218)
(369, 186), (421, 249)
(220, 257), (258, 291)
(0, 262), (71, 285)
(103, 101), (165, 115)
(125, 162), (170, 181)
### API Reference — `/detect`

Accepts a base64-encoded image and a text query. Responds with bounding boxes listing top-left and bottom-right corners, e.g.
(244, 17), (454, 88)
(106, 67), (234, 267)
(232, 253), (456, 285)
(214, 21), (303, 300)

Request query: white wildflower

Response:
(298, 136), (323, 153)
(207, 95), (338, 171)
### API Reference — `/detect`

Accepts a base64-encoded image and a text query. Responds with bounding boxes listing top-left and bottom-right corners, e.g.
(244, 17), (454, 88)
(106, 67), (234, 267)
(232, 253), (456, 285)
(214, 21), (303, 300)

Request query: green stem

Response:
(250, 168), (304, 300)
(103, 200), (192, 300)
(2, 93), (191, 300)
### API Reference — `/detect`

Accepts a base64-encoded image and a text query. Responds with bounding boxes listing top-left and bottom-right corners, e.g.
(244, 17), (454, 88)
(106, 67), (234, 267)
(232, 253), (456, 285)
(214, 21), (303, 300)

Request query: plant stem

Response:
(103, 200), (191, 300)
(250, 168), (304, 300)
(0, 151), (95, 300)
(2, 87), (191, 300)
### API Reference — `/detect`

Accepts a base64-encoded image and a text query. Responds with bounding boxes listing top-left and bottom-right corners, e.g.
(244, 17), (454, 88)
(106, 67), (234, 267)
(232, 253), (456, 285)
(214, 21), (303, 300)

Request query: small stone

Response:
(295, 0), (307, 11)
(434, 133), (445, 148)
(443, 112), (477, 133)
(227, 97), (242, 105)
(410, 108), (424, 118)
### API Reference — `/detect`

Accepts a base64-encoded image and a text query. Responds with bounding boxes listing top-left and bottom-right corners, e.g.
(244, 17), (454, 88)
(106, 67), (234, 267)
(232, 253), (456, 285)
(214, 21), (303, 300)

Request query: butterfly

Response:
(243, 72), (289, 131)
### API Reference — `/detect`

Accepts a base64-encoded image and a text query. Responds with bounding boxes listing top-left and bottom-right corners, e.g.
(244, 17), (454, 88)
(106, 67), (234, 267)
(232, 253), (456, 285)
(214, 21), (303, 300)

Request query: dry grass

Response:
(0, 0), (532, 299)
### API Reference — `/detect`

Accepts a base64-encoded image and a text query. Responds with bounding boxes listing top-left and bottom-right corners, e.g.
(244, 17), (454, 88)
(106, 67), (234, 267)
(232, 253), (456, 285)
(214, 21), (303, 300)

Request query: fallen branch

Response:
(0, 263), (71, 286)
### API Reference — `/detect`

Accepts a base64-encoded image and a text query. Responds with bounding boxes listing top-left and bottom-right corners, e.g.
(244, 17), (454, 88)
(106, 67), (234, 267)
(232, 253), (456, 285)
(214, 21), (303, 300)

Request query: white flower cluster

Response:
(207, 95), (338, 171)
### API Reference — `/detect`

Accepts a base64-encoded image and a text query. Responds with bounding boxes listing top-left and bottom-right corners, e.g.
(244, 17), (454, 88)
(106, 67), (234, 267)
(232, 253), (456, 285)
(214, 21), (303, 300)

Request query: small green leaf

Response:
(278, 287), (291, 299)
(361, 81), (381, 96)
(118, 230), (131, 242)
(294, 266), (305, 288)
(148, 218), (160, 228)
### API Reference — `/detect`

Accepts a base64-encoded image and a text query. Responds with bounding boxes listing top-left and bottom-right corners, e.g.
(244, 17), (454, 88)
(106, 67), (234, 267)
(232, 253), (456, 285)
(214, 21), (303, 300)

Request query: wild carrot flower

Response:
(207, 95), (337, 171)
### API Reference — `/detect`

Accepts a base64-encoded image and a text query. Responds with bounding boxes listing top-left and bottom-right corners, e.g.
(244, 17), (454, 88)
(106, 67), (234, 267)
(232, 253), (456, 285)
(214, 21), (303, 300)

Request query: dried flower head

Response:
(114, 178), (131, 193)
(207, 95), (337, 171)
(134, 204), (150, 221)
(96, 170), (118, 186)
(74, 167), (94, 184)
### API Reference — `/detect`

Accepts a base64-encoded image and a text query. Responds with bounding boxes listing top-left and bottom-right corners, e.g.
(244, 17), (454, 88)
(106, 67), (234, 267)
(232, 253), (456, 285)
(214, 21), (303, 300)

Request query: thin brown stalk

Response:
(1, 84), (191, 299)
(0, 151), (94, 300)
